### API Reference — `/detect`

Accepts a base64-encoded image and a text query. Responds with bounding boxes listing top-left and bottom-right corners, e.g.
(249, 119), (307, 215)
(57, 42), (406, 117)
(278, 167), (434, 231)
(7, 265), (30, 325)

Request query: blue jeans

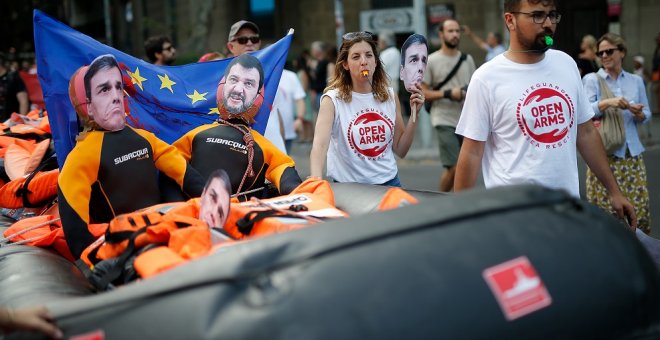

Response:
(285, 139), (294, 155)
(332, 173), (401, 187)
(380, 174), (402, 187)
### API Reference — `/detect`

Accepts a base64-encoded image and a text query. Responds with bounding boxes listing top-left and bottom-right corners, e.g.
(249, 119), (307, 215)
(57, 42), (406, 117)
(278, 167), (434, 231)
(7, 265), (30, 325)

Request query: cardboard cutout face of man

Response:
(400, 34), (429, 93)
(86, 62), (126, 131)
(199, 170), (232, 229)
(216, 54), (265, 123)
(223, 64), (260, 114)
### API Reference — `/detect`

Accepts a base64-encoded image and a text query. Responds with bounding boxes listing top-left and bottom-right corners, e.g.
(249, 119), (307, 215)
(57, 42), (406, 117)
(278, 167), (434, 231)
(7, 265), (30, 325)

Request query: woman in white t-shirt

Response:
(310, 32), (424, 186)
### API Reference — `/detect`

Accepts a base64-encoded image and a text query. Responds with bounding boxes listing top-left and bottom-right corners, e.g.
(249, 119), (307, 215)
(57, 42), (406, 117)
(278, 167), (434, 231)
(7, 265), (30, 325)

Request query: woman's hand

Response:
(629, 103), (645, 121)
(409, 83), (425, 114)
(607, 96), (630, 109)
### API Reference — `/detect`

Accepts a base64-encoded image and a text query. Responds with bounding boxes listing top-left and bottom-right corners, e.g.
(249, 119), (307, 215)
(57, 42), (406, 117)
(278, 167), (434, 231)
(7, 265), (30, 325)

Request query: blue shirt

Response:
(485, 44), (505, 62)
(582, 68), (651, 158)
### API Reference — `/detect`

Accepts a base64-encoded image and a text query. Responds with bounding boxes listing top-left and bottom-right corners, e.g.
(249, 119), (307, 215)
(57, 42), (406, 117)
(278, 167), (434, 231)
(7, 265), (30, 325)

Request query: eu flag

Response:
(33, 10), (291, 168)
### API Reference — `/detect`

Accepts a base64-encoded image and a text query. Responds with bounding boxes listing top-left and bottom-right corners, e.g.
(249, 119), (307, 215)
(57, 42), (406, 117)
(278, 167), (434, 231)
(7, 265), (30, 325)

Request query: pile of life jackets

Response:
(77, 179), (417, 290)
(0, 109), (58, 216)
(4, 173), (419, 291)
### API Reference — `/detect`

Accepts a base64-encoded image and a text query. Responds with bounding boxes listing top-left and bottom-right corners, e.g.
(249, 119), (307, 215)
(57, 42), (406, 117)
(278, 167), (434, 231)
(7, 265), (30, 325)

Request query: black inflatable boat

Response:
(2, 184), (660, 339)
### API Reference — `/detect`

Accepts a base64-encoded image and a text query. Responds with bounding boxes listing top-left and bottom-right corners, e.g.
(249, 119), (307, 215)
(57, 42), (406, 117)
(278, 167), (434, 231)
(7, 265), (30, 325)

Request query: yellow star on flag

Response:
(126, 67), (147, 91)
(208, 107), (220, 115)
(158, 74), (176, 93)
(187, 90), (208, 105)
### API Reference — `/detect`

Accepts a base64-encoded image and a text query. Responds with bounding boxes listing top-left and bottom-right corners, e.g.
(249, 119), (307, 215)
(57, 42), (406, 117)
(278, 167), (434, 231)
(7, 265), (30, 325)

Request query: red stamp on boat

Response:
(70, 329), (105, 340)
(482, 256), (552, 321)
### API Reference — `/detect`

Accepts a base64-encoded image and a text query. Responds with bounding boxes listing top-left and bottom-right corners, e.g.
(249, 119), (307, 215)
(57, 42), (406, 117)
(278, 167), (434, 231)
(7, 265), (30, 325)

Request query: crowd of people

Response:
(2, 0), (660, 337)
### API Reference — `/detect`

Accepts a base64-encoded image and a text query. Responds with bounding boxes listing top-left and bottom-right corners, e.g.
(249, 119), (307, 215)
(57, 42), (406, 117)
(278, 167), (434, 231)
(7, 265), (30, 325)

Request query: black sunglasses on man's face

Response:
(233, 36), (260, 45)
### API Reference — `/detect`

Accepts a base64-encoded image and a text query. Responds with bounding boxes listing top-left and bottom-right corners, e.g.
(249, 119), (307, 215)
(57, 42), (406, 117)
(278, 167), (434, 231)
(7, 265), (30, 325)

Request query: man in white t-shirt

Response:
(454, 0), (636, 228)
(271, 69), (306, 154)
(378, 30), (401, 93)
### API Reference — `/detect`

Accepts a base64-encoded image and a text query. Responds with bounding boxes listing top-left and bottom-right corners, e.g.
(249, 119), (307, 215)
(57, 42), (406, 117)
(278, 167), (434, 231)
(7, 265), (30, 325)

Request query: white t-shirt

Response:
(380, 46), (401, 93)
(324, 89), (398, 184)
(455, 50), (594, 197)
(271, 69), (306, 141)
(423, 51), (476, 127)
(264, 106), (286, 154)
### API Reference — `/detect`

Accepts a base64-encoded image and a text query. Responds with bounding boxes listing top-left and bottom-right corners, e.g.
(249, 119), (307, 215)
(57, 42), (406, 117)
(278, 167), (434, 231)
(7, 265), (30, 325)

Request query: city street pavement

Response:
(289, 113), (660, 237)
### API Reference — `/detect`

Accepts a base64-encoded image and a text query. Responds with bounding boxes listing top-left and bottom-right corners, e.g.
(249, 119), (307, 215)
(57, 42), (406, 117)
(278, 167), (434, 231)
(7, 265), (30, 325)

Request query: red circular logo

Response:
(347, 112), (393, 158)
(516, 87), (574, 144)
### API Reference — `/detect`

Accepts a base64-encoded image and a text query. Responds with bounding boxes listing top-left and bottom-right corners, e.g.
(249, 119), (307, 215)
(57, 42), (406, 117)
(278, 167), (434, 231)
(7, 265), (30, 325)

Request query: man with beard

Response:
(226, 20), (287, 153)
(144, 35), (177, 66)
(222, 56), (261, 114)
(422, 19), (476, 192)
(454, 0), (636, 228)
(168, 54), (302, 200)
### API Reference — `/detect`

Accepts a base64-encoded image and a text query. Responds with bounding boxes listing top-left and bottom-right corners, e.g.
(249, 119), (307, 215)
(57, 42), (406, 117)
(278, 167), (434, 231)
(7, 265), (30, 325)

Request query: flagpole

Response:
(103, 0), (113, 44)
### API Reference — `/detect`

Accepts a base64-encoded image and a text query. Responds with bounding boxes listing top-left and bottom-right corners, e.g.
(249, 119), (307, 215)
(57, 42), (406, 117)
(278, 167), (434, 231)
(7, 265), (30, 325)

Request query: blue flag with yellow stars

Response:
(33, 10), (291, 168)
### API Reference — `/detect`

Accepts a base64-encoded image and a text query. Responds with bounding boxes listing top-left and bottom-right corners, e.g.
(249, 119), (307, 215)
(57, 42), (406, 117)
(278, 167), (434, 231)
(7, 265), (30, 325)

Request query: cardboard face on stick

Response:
(399, 34), (428, 93)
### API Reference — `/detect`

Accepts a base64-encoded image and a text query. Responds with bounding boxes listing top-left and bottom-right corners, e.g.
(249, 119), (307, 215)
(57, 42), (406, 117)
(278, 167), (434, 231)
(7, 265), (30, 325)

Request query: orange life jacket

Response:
(224, 192), (348, 240)
(0, 168), (59, 209)
(78, 203), (212, 289)
(3, 138), (50, 181)
(133, 225), (211, 279)
(377, 187), (419, 211)
(2, 208), (105, 262)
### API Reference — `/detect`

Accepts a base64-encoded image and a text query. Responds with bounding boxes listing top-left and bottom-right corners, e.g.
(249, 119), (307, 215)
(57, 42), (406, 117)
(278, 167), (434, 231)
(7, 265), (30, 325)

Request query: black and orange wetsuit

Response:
(57, 126), (205, 258)
(172, 119), (302, 197)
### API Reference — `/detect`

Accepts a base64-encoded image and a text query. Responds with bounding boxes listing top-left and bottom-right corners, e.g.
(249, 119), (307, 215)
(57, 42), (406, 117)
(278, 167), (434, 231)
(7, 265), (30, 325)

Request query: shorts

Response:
(435, 125), (463, 168)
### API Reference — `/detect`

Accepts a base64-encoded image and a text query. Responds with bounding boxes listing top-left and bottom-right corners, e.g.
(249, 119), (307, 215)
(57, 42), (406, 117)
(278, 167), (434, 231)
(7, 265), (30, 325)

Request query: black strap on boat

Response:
(94, 228), (148, 290)
(16, 155), (58, 208)
(236, 210), (282, 235)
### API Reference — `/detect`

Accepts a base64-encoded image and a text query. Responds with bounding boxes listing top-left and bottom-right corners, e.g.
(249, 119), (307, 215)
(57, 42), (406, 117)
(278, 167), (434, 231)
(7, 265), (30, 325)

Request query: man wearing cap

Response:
(226, 20), (288, 153)
(227, 21), (262, 57)
(58, 55), (206, 258)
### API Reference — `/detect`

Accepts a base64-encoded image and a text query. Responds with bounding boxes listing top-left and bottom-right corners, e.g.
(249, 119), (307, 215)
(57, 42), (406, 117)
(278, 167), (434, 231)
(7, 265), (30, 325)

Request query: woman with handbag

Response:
(583, 33), (652, 233)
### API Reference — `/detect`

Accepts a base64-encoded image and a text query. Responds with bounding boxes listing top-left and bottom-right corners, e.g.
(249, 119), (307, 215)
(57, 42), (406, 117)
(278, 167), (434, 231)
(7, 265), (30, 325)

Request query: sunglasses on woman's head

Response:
(232, 36), (260, 45)
(342, 31), (375, 41)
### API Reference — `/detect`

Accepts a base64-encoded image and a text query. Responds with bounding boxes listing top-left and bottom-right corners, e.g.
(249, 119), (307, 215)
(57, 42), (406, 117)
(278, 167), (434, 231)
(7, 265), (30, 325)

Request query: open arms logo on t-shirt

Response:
(515, 85), (575, 149)
(346, 109), (394, 159)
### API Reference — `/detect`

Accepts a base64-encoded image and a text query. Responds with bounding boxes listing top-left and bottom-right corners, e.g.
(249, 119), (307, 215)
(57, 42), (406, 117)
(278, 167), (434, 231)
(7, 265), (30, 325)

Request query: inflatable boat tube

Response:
(2, 184), (659, 339)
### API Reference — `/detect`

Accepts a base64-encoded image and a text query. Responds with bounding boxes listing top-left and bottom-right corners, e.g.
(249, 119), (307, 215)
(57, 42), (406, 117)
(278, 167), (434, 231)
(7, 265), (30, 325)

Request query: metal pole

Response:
(334, 0), (345, 49)
(103, 0), (113, 45)
(413, 0), (427, 37)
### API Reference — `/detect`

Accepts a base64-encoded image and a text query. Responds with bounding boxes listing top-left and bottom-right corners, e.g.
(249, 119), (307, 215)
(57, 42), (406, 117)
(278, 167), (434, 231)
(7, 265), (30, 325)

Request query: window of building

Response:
(250, 0), (275, 39)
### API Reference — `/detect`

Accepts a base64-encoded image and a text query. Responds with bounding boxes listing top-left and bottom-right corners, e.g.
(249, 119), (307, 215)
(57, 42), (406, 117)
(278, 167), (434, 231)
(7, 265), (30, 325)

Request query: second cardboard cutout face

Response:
(199, 169), (232, 229)
(400, 34), (428, 93)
